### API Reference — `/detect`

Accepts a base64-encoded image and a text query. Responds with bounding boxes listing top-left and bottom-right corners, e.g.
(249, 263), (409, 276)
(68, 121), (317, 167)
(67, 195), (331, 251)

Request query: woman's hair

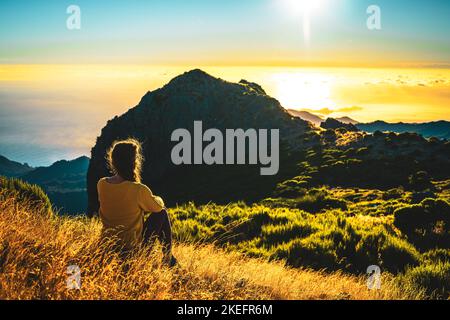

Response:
(107, 138), (143, 183)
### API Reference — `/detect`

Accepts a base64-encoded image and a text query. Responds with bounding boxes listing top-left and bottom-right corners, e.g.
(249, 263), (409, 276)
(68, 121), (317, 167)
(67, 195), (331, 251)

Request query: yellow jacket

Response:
(97, 178), (165, 249)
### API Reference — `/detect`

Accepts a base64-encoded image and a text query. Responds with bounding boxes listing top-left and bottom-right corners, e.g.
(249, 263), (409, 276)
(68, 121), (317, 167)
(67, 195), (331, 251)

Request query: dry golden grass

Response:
(0, 193), (425, 300)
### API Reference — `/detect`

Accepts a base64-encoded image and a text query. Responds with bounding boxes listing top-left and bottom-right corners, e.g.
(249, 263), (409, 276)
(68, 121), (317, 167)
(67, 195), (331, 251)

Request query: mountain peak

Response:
(184, 68), (211, 77)
(169, 69), (218, 85)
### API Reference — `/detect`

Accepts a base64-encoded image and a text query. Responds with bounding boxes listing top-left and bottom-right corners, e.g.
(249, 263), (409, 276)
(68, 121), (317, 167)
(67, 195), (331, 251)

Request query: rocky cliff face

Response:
(87, 70), (313, 215)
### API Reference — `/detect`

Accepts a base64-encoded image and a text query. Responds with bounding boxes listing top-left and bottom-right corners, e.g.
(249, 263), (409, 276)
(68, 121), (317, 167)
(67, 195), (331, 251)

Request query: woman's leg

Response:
(143, 209), (174, 259)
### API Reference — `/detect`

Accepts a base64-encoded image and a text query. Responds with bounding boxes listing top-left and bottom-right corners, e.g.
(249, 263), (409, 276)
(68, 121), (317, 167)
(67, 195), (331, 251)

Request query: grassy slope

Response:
(0, 193), (423, 300)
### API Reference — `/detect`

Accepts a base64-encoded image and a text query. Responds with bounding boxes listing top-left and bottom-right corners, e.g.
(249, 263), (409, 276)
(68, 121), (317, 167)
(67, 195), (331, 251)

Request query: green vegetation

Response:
(401, 262), (450, 299)
(6, 121), (450, 298)
(168, 183), (450, 299)
(394, 198), (450, 250)
(0, 176), (52, 214)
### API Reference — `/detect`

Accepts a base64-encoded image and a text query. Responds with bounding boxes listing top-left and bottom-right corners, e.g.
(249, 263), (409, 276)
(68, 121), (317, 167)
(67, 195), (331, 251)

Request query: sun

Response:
(285, 0), (322, 15)
(272, 72), (337, 111)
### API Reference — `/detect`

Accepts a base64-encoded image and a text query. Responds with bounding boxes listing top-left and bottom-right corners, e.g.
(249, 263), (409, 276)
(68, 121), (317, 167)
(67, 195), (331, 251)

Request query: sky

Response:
(0, 1), (449, 166)
(1, 0), (449, 66)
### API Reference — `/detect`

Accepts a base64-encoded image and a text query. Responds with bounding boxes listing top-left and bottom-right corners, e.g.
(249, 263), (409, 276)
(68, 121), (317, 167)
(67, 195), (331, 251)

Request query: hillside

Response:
(0, 155), (89, 214)
(3, 69), (449, 300)
(19, 156), (90, 215)
(0, 191), (424, 300)
(0, 155), (34, 177)
(357, 120), (450, 140)
(21, 156), (89, 184)
(0, 156), (89, 214)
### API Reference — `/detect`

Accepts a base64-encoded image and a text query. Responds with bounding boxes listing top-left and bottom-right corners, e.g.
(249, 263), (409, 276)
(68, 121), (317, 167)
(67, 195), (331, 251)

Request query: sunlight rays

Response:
(280, 0), (324, 45)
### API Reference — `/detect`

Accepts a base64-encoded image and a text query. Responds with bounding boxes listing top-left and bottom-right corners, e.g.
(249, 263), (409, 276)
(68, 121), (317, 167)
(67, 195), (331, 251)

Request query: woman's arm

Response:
(138, 184), (165, 213)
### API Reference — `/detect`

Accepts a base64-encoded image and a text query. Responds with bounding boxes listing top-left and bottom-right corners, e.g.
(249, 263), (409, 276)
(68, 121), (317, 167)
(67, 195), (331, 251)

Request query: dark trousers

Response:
(143, 209), (173, 257)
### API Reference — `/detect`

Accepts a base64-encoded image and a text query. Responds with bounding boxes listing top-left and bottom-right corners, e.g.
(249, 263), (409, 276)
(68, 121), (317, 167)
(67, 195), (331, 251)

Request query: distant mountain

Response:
(287, 110), (324, 126)
(288, 111), (447, 139)
(336, 116), (359, 125)
(357, 121), (450, 140)
(287, 110), (359, 126)
(17, 156), (90, 215)
(21, 156), (89, 185)
(0, 155), (34, 177)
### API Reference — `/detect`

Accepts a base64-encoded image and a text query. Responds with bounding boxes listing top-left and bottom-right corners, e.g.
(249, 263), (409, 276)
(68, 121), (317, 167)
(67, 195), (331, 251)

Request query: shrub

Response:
(226, 210), (275, 243)
(421, 198), (450, 223)
(408, 171), (433, 191)
(394, 198), (450, 249)
(401, 262), (450, 299)
(261, 222), (318, 245)
(272, 238), (338, 270)
(423, 249), (450, 264)
(168, 202), (433, 276)
(262, 189), (348, 213)
(0, 176), (52, 214)
(356, 147), (370, 156)
(271, 222), (371, 272)
(171, 218), (214, 242)
(410, 190), (436, 204)
(379, 236), (421, 273)
(394, 204), (428, 236)
(382, 188), (404, 201)
(353, 227), (420, 273)
(291, 189), (347, 213)
(355, 229), (387, 269)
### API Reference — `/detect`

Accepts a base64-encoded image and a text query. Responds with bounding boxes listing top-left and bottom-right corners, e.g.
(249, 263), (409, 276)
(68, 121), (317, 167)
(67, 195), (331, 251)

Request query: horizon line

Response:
(1, 61), (450, 70)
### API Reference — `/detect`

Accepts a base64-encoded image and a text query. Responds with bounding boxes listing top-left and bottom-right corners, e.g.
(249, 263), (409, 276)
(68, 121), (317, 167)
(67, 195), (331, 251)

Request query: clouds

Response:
(363, 74), (450, 88)
(337, 106), (364, 113)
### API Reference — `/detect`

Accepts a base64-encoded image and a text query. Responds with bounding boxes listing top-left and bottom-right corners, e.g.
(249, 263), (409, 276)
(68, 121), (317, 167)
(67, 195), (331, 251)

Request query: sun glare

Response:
(285, 0), (322, 15)
(272, 72), (337, 111)
(281, 0), (324, 45)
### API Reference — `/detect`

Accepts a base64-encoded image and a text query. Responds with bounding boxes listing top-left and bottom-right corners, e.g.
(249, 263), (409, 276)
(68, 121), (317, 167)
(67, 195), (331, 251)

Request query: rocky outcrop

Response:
(321, 118), (359, 132)
(87, 69), (313, 215)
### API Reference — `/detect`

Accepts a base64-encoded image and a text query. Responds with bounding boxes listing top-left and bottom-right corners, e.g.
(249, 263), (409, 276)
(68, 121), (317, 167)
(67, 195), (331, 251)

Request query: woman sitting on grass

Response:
(97, 138), (177, 267)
